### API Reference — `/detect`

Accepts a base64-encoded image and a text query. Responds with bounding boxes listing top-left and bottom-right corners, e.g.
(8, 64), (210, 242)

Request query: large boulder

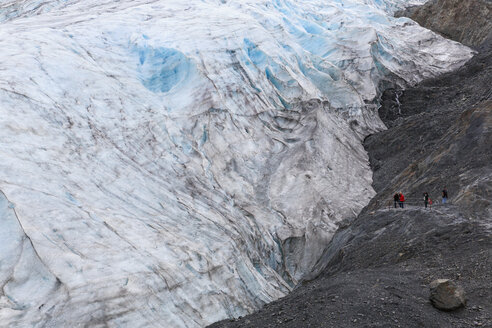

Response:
(429, 279), (466, 311)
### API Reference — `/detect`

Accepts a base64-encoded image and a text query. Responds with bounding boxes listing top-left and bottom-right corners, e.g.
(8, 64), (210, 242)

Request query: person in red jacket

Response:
(399, 192), (405, 208)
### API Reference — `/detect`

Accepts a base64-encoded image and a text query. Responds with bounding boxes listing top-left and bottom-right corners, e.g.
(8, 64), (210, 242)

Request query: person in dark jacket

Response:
(442, 187), (448, 204)
(393, 193), (399, 208)
(423, 192), (429, 208)
(399, 192), (405, 208)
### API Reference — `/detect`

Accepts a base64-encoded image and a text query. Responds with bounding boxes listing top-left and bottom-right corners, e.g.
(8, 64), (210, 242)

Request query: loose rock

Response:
(429, 279), (466, 311)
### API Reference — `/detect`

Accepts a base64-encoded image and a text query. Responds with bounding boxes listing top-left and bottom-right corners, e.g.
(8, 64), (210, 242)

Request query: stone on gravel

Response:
(429, 279), (466, 311)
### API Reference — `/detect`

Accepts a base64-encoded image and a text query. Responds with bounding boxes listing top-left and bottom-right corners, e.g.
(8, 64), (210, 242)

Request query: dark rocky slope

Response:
(396, 0), (492, 48)
(371, 48), (491, 199)
(209, 1), (492, 327)
(211, 207), (491, 328)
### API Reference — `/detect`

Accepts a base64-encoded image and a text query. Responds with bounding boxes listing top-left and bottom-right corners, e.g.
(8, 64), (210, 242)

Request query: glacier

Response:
(0, 0), (473, 327)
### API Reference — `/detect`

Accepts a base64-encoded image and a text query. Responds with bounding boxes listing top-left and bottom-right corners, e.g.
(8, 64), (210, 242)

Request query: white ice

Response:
(0, 0), (473, 327)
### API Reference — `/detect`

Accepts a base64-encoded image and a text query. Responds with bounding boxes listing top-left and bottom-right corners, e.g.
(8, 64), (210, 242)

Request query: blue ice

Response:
(244, 38), (268, 68)
(200, 125), (208, 146)
(137, 46), (194, 93)
(265, 68), (283, 90)
(65, 192), (80, 205)
(300, 19), (324, 35)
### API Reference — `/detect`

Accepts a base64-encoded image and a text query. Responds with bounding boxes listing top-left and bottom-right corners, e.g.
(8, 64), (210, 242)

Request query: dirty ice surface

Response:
(0, 0), (473, 327)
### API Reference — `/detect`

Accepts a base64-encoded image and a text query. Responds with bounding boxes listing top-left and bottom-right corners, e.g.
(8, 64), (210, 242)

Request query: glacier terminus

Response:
(0, 0), (474, 327)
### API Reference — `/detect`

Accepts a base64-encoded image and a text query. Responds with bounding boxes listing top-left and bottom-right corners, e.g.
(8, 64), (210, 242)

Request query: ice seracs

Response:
(0, 0), (473, 327)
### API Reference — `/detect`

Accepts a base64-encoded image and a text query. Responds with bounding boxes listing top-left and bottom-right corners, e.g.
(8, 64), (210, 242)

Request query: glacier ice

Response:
(0, 0), (473, 327)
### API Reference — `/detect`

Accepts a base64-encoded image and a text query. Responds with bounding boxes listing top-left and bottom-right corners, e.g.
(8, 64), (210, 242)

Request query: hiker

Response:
(393, 193), (399, 208)
(399, 192), (405, 208)
(442, 187), (448, 204)
(423, 192), (429, 208)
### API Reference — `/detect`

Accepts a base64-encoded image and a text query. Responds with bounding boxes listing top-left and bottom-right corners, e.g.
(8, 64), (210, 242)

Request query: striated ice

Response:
(0, 0), (473, 327)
